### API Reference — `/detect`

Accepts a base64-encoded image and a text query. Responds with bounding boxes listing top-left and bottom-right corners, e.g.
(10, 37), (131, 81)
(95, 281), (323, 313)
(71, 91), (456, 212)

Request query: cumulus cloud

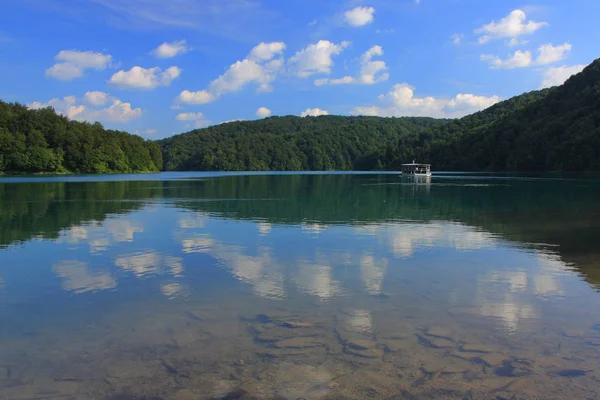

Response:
(301, 108), (329, 117)
(475, 9), (548, 45)
(481, 50), (533, 69)
(481, 43), (572, 69)
(177, 90), (215, 104)
(84, 91), (110, 106)
(289, 40), (350, 78)
(249, 42), (286, 61)
(536, 43), (572, 65)
(109, 66), (182, 89)
(151, 40), (189, 58)
(46, 50), (113, 81)
(29, 93), (142, 123)
(256, 106), (272, 118)
(314, 45), (388, 86)
(352, 83), (501, 118)
(540, 64), (585, 88)
(345, 6), (375, 27)
(176, 41), (285, 105)
(175, 111), (211, 128)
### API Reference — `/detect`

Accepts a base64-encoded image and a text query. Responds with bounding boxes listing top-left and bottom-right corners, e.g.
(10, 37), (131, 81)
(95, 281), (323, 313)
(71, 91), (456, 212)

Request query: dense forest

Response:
(0, 101), (162, 174)
(161, 58), (600, 172)
(1, 58), (598, 173)
(160, 116), (447, 171)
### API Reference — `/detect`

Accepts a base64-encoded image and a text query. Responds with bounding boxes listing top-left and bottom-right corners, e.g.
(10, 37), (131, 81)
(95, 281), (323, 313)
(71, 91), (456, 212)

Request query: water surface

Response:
(1, 172), (600, 400)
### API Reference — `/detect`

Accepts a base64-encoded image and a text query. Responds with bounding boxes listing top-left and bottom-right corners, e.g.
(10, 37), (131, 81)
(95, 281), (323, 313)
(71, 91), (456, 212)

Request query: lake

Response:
(1, 172), (600, 400)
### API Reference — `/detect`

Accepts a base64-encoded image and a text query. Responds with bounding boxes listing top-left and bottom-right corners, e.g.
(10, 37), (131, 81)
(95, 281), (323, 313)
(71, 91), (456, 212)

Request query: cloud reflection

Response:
(294, 262), (341, 299)
(53, 260), (116, 294)
(182, 235), (215, 254)
(360, 254), (388, 295)
(115, 252), (184, 278)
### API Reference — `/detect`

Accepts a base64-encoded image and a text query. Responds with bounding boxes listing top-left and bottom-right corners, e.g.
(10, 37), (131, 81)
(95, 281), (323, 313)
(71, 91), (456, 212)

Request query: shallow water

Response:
(1, 172), (600, 400)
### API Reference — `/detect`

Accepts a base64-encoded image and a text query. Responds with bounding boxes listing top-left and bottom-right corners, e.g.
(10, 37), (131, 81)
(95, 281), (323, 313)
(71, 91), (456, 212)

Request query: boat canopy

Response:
(401, 162), (431, 174)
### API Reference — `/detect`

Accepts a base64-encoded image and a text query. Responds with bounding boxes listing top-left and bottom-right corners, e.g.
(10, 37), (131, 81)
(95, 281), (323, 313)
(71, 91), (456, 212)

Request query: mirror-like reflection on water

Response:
(1, 173), (600, 400)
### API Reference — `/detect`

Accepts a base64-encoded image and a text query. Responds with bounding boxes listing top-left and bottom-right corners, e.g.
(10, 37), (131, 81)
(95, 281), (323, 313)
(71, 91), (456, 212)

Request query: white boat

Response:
(400, 161), (432, 177)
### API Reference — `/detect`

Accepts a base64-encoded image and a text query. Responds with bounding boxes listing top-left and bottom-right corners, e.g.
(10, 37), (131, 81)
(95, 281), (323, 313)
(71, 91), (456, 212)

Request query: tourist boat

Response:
(400, 161), (432, 177)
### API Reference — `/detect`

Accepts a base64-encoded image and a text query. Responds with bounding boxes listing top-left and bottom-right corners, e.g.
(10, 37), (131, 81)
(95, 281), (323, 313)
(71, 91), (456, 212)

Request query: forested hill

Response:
(161, 58), (600, 172)
(2, 58), (598, 174)
(0, 101), (162, 174)
(160, 116), (447, 171)
(389, 58), (600, 171)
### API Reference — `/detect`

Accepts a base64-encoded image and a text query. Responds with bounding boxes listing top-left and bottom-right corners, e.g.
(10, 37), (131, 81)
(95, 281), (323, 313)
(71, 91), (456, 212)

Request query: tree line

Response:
(0, 101), (162, 174)
(1, 58), (598, 174)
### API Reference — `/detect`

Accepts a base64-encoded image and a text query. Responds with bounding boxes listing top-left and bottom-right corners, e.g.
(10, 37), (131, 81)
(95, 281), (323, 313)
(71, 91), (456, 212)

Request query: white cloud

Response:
(109, 66), (182, 89)
(46, 50), (113, 81)
(84, 91), (110, 106)
(289, 40), (350, 78)
(482, 43), (572, 69)
(445, 93), (503, 114)
(29, 93), (142, 123)
(301, 108), (329, 117)
(451, 33), (464, 45)
(249, 41), (286, 61)
(540, 64), (585, 88)
(536, 43), (572, 65)
(175, 112), (205, 120)
(345, 6), (375, 27)
(359, 45), (389, 84)
(352, 83), (501, 118)
(256, 106), (272, 118)
(175, 112), (211, 128)
(151, 40), (189, 58)
(176, 41), (285, 105)
(475, 9), (548, 44)
(177, 90), (215, 104)
(481, 50), (533, 69)
(313, 45), (388, 86)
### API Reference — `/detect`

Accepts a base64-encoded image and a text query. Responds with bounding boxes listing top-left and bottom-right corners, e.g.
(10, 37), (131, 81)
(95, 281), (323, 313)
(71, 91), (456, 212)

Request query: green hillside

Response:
(160, 116), (447, 171)
(405, 58), (600, 171)
(0, 101), (162, 174)
(1, 58), (598, 174)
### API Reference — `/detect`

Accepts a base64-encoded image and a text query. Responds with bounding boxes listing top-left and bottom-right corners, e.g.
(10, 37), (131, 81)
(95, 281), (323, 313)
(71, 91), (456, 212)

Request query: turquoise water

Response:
(1, 172), (600, 399)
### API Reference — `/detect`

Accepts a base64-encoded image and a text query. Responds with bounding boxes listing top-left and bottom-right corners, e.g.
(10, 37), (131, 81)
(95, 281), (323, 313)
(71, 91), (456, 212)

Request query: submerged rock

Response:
(419, 335), (455, 349)
(381, 340), (408, 353)
(345, 338), (377, 350)
(278, 320), (314, 328)
(274, 337), (324, 349)
(552, 369), (588, 377)
(495, 358), (535, 377)
(476, 353), (508, 367)
(460, 344), (497, 353)
(344, 346), (383, 359)
(425, 326), (455, 341)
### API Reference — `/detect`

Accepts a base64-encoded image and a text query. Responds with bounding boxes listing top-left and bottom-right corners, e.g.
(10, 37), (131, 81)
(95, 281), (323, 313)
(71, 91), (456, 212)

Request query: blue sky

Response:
(1, 0), (598, 139)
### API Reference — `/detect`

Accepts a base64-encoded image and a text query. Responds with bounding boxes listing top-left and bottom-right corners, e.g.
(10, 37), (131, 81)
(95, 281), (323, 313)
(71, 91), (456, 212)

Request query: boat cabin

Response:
(401, 161), (431, 176)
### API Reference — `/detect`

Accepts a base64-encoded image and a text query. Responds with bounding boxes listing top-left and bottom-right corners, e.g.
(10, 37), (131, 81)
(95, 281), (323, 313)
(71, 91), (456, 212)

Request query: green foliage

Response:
(0, 101), (161, 174)
(397, 58), (600, 171)
(161, 58), (600, 172)
(159, 116), (447, 171)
